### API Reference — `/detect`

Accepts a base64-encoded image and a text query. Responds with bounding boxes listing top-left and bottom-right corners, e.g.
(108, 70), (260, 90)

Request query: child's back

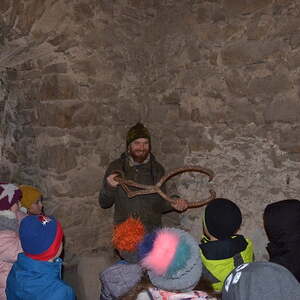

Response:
(6, 215), (75, 300)
(6, 253), (73, 300)
(0, 183), (23, 300)
(264, 199), (300, 282)
(136, 228), (214, 299)
(199, 198), (254, 292)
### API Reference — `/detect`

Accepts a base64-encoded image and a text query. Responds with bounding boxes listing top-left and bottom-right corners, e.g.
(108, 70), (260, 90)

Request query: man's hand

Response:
(106, 173), (120, 188)
(171, 198), (188, 212)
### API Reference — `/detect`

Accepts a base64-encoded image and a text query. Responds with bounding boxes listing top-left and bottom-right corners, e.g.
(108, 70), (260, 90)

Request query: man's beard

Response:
(129, 149), (149, 163)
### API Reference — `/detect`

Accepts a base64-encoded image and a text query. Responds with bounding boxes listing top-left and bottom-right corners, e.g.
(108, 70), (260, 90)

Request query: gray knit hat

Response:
(222, 262), (300, 300)
(138, 228), (202, 292)
(100, 262), (143, 299)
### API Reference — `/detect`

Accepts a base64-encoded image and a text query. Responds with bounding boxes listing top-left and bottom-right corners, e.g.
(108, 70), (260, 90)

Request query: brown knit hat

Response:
(126, 122), (151, 147)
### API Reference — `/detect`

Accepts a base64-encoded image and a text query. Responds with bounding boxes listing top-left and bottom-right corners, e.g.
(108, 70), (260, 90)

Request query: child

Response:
(0, 183), (23, 300)
(136, 227), (213, 300)
(263, 199), (300, 282)
(100, 262), (143, 300)
(112, 217), (145, 263)
(6, 215), (75, 300)
(19, 185), (43, 215)
(99, 217), (146, 300)
(222, 262), (300, 300)
(199, 198), (253, 293)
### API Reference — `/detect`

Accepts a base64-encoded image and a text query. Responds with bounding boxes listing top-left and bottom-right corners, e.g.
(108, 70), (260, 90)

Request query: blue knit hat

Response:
(138, 228), (202, 292)
(19, 215), (63, 261)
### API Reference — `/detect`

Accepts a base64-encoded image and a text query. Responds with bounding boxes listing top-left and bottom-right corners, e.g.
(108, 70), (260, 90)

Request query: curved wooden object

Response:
(114, 166), (216, 208)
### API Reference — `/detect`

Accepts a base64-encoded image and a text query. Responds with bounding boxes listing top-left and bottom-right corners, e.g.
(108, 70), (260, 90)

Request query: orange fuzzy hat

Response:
(112, 217), (145, 252)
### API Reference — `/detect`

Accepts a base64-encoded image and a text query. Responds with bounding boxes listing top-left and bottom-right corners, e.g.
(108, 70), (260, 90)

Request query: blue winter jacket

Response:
(5, 253), (75, 300)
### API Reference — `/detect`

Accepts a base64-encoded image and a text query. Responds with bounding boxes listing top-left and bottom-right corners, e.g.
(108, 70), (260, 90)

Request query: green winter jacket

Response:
(99, 153), (172, 232)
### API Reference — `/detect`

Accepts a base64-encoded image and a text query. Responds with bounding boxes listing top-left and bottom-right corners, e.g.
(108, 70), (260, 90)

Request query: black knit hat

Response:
(204, 198), (242, 240)
(126, 122), (151, 147)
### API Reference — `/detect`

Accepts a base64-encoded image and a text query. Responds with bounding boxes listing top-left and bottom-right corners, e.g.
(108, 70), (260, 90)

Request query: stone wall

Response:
(1, 0), (300, 263)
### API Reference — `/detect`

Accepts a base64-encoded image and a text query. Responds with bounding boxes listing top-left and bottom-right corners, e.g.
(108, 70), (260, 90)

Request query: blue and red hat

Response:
(19, 215), (64, 261)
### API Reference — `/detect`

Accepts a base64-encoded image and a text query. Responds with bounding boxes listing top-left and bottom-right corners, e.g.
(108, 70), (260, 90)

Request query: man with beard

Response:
(99, 122), (187, 233)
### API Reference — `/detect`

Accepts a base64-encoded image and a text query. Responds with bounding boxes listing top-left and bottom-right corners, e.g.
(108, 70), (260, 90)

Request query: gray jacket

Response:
(99, 152), (172, 232)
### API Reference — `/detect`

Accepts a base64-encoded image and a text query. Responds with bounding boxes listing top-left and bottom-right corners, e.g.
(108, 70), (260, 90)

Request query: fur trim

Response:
(0, 210), (16, 219)
(138, 228), (203, 292)
(167, 237), (191, 276)
(138, 231), (157, 260)
(0, 211), (18, 232)
(141, 229), (180, 275)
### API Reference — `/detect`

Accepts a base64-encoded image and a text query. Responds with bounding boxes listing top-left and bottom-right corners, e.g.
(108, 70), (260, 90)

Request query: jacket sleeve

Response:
(0, 230), (22, 263)
(98, 159), (123, 209)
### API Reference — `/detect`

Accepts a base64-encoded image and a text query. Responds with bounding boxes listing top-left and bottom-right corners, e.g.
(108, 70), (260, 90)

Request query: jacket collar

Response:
(16, 253), (63, 278)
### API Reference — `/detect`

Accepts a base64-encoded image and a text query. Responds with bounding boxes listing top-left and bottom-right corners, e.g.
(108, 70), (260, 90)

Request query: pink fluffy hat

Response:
(138, 228), (202, 292)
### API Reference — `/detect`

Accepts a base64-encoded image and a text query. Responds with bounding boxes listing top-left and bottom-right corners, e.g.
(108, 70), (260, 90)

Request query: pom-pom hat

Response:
(112, 217), (145, 263)
(20, 215), (63, 261)
(0, 183), (22, 211)
(138, 228), (202, 292)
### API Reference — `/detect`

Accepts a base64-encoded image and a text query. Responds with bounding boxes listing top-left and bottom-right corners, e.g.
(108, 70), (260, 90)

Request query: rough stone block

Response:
(44, 63), (68, 74)
(264, 96), (300, 123)
(40, 75), (78, 100)
(247, 75), (291, 97)
(223, 0), (272, 16)
(38, 102), (80, 128)
(69, 166), (101, 197)
(39, 144), (77, 173)
(221, 40), (282, 66)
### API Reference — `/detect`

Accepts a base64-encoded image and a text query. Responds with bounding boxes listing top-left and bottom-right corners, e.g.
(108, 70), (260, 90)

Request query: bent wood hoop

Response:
(114, 166), (216, 208)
